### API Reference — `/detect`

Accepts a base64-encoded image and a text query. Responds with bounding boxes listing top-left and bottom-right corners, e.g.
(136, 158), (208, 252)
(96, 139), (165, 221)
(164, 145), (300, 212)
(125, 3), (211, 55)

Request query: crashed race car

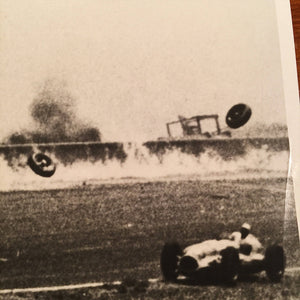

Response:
(160, 224), (285, 284)
(165, 103), (252, 139)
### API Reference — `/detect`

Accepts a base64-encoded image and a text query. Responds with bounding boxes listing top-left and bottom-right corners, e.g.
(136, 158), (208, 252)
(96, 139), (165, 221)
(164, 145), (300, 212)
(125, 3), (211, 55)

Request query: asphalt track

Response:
(0, 268), (299, 295)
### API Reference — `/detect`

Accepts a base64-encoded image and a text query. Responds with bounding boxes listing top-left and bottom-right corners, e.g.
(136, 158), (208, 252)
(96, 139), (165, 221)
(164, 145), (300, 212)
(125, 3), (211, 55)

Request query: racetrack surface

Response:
(0, 270), (299, 300)
(0, 267), (299, 294)
(0, 177), (298, 299)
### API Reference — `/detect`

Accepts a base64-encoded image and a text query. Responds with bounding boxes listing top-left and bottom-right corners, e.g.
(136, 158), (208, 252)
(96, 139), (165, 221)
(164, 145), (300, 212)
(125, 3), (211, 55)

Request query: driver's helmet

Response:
(240, 223), (251, 239)
(241, 223), (251, 231)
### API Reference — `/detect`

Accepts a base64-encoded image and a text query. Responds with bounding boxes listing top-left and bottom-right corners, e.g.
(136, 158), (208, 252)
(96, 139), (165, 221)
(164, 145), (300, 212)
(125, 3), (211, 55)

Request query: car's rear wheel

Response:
(160, 242), (182, 282)
(220, 247), (240, 284)
(265, 245), (285, 282)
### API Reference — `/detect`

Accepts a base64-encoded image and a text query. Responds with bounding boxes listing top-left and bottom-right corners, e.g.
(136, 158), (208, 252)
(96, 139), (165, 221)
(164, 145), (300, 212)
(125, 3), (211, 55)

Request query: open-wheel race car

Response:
(160, 227), (285, 285)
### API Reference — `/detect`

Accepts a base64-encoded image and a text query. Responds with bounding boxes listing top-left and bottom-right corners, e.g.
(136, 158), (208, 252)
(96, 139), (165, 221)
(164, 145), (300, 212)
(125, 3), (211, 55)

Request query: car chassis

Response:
(160, 238), (285, 284)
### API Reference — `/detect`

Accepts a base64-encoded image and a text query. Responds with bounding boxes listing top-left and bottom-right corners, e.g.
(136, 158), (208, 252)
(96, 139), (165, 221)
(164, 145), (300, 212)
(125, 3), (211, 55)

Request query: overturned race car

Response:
(160, 229), (285, 285)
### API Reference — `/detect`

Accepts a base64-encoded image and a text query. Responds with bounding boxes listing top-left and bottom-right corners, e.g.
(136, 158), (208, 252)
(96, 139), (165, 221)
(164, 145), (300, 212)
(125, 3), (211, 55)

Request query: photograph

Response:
(0, 0), (299, 299)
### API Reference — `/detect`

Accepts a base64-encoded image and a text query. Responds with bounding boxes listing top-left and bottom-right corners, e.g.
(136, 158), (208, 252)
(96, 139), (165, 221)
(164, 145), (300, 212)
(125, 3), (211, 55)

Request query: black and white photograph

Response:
(0, 0), (299, 299)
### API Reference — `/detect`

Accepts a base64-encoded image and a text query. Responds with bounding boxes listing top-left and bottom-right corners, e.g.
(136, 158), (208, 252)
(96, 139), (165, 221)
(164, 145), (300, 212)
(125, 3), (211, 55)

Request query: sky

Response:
(0, 0), (287, 142)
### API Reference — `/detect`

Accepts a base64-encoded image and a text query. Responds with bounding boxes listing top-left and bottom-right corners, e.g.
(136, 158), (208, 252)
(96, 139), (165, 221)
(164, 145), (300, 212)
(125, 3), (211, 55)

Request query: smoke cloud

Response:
(5, 79), (101, 144)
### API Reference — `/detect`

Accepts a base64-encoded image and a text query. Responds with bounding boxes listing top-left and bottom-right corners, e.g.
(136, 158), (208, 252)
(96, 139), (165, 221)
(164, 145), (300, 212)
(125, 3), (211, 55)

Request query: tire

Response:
(28, 152), (56, 177)
(265, 245), (285, 282)
(226, 103), (252, 129)
(220, 247), (240, 284)
(160, 242), (182, 282)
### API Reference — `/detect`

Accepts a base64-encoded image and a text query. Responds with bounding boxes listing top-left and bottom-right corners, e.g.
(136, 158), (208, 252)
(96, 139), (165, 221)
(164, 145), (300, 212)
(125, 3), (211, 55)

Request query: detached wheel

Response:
(265, 245), (285, 282)
(226, 103), (252, 129)
(160, 242), (182, 282)
(220, 247), (240, 284)
(28, 152), (56, 177)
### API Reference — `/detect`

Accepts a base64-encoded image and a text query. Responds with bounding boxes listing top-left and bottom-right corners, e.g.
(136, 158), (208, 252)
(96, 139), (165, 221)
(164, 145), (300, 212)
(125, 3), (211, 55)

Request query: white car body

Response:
(160, 236), (285, 283)
(182, 239), (239, 269)
(182, 238), (264, 270)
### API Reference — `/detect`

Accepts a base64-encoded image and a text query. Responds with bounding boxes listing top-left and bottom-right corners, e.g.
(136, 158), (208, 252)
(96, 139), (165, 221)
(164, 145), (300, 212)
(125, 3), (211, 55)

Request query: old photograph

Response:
(0, 0), (299, 298)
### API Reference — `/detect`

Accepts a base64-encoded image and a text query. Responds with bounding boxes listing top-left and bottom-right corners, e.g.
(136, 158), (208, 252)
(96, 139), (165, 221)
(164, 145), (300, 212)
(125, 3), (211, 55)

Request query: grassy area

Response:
(0, 177), (298, 298)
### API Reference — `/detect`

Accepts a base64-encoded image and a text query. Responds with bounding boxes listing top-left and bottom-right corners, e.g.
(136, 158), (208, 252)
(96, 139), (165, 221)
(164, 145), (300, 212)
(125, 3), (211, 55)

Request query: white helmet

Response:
(241, 223), (251, 231)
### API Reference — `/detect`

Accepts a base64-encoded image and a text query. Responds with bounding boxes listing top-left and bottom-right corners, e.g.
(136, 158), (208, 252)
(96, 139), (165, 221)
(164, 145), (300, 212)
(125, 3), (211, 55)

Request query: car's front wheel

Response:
(160, 242), (182, 282)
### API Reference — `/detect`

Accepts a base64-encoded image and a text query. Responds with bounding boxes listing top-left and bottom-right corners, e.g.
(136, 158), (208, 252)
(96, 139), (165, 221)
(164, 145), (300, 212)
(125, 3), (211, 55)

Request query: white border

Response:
(275, 0), (300, 239)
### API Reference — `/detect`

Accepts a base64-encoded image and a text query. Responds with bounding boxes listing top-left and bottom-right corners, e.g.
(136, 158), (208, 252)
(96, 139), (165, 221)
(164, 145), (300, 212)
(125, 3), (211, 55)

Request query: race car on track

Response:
(160, 232), (285, 284)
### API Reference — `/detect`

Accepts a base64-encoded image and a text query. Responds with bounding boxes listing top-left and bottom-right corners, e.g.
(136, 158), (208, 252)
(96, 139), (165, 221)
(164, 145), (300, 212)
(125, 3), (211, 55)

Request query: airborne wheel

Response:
(226, 103), (252, 129)
(28, 152), (56, 177)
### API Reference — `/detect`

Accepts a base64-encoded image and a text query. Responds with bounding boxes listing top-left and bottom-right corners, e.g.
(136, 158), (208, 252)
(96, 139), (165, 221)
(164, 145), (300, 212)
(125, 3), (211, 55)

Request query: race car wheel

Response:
(220, 247), (240, 284)
(265, 245), (285, 282)
(226, 103), (252, 129)
(28, 152), (56, 177)
(160, 242), (182, 282)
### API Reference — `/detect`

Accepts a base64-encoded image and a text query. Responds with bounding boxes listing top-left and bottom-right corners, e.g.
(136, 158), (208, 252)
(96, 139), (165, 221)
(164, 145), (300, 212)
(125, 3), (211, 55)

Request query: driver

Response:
(229, 223), (262, 255)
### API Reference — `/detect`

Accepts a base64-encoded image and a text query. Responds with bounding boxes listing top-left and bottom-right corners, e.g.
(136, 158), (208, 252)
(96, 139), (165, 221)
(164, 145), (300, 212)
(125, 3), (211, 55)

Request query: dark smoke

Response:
(0, 79), (104, 168)
(5, 79), (101, 144)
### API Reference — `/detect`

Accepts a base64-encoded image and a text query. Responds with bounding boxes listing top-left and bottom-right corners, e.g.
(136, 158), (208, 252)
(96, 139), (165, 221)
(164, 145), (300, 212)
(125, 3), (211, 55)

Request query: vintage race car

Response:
(160, 238), (285, 284)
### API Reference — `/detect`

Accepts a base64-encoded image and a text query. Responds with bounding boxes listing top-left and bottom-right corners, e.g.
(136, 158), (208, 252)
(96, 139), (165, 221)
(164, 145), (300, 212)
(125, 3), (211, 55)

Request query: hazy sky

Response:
(0, 0), (287, 142)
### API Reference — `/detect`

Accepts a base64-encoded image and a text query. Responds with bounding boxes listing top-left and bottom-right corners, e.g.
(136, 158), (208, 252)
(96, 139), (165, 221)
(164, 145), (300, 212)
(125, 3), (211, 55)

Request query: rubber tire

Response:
(226, 103), (252, 129)
(265, 245), (285, 282)
(160, 242), (182, 282)
(220, 247), (240, 284)
(28, 152), (56, 177)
